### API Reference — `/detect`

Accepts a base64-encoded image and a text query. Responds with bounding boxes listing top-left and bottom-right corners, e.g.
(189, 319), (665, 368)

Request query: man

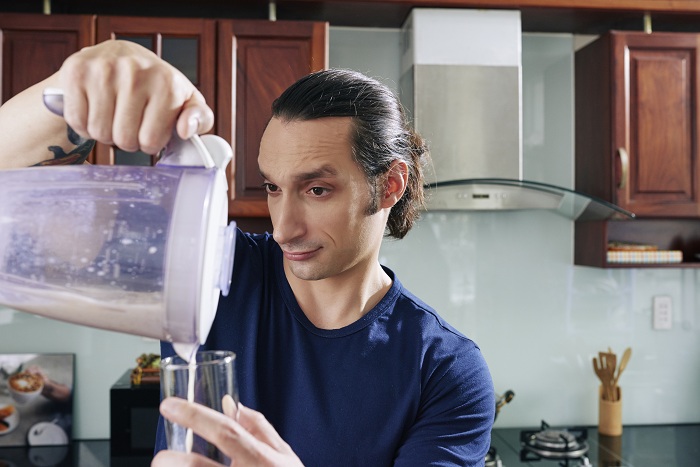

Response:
(0, 40), (494, 466)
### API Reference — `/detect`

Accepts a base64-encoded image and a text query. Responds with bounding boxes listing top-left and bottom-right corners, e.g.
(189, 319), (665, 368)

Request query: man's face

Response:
(258, 117), (388, 282)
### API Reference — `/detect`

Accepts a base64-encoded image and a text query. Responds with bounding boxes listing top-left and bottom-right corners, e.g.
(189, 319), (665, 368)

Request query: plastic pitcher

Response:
(0, 90), (236, 360)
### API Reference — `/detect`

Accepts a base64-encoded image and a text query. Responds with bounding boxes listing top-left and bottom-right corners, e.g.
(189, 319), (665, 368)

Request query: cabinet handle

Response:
(617, 147), (629, 190)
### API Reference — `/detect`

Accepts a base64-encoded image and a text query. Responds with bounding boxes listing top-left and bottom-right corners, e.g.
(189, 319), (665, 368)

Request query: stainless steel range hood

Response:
(425, 178), (634, 221)
(399, 9), (633, 220)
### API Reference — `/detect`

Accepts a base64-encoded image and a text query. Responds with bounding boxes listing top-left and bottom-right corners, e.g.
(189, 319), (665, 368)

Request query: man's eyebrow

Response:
(260, 164), (339, 183)
(294, 165), (339, 182)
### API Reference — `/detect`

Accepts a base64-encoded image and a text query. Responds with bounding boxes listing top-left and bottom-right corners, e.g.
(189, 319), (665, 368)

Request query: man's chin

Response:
(290, 269), (326, 282)
(286, 261), (328, 282)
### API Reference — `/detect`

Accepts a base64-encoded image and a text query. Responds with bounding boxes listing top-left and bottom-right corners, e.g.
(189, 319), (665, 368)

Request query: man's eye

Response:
(309, 187), (328, 196)
(262, 183), (279, 194)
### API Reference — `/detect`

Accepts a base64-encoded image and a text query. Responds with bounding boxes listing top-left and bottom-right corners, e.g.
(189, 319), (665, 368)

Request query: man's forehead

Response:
(258, 117), (355, 178)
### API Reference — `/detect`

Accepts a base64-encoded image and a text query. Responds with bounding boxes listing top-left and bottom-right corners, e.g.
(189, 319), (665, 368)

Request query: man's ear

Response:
(380, 159), (409, 209)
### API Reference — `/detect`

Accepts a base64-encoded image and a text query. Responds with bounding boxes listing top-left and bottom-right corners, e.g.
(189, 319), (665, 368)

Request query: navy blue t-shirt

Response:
(155, 230), (495, 466)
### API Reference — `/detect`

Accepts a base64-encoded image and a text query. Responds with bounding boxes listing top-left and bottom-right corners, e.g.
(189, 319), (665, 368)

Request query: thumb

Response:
(176, 90), (214, 139)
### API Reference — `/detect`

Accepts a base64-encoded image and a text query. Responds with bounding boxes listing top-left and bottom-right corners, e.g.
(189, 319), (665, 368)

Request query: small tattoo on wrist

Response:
(33, 124), (95, 166)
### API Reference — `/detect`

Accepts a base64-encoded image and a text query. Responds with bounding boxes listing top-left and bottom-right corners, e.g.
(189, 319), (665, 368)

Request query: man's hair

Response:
(270, 68), (430, 239)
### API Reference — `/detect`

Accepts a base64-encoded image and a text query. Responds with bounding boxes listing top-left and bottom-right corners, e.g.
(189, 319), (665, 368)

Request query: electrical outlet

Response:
(653, 295), (673, 330)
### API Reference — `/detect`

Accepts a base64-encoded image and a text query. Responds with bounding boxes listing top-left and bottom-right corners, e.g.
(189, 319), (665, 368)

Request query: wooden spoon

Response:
(613, 347), (632, 389)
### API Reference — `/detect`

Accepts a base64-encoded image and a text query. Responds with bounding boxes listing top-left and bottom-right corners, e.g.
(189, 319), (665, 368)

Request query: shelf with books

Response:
(575, 219), (700, 268)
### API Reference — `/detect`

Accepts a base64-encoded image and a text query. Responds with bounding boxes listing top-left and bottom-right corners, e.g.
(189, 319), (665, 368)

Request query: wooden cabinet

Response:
(575, 31), (700, 267)
(0, 13), (94, 104)
(576, 31), (700, 217)
(217, 20), (328, 218)
(93, 16), (216, 166)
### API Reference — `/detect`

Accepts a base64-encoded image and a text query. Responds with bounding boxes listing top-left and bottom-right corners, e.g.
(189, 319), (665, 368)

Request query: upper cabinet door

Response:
(94, 16), (216, 166)
(613, 32), (700, 217)
(218, 20), (328, 218)
(0, 13), (94, 103)
(576, 31), (700, 218)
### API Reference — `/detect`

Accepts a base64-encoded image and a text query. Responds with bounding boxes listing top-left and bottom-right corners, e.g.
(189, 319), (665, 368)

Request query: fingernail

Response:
(187, 116), (199, 137)
(222, 394), (237, 419)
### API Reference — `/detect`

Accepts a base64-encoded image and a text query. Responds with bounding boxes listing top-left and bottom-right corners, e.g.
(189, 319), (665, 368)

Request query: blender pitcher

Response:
(0, 89), (236, 359)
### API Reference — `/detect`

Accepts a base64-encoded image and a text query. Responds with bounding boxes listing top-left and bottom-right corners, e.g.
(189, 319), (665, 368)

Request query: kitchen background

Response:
(0, 24), (698, 440)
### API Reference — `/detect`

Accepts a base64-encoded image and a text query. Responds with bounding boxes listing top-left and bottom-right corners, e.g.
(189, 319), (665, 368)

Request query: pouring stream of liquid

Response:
(186, 363), (196, 453)
(172, 342), (200, 454)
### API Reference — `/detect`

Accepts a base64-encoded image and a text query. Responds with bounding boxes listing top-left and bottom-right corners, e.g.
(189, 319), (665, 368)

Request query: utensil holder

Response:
(598, 386), (622, 436)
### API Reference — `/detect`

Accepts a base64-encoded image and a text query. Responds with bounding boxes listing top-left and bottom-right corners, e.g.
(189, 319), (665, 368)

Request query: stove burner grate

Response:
(520, 420), (590, 462)
(484, 446), (502, 467)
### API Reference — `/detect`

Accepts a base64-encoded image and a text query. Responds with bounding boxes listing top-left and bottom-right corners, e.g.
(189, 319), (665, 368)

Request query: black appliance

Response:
(110, 369), (160, 464)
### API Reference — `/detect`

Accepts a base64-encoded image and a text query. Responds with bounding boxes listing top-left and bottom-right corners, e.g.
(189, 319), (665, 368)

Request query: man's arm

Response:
(37, 124), (95, 166)
(0, 39), (214, 169)
(394, 341), (495, 466)
(0, 75), (73, 168)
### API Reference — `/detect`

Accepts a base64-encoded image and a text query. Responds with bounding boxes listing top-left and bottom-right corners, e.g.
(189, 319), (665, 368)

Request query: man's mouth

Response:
(281, 247), (321, 261)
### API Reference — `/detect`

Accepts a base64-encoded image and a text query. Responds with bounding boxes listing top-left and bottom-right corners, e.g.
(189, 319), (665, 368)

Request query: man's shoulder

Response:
(391, 283), (471, 345)
(387, 277), (489, 376)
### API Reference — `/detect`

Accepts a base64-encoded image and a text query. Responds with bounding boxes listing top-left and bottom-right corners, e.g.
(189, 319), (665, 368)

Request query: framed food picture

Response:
(0, 353), (74, 447)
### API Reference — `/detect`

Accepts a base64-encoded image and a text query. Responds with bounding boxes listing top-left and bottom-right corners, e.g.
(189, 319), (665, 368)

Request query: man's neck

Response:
(285, 261), (392, 330)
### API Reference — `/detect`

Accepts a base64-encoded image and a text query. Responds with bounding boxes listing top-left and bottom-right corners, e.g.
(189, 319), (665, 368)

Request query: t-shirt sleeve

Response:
(393, 339), (495, 466)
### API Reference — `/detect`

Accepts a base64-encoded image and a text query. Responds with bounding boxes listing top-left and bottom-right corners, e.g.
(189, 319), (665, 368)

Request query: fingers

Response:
(160, 397), (298, 465)
(160, 397), (261, 463)
(57, 39), (214, 154)
(237, 403), (294, 454)
(219, 396), (292, 454)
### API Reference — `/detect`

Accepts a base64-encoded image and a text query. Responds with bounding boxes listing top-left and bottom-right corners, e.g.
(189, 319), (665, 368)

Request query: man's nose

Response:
(271, 195), (306, 245)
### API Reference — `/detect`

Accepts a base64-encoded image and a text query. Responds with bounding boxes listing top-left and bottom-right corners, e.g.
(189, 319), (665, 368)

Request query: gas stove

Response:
(520, 420), (591, 465)
(492, 422), (700, 467)
(485, 445), (503, 467)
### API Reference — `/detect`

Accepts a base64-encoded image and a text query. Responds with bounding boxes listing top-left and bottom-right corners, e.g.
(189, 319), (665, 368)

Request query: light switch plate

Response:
(653, 295), (673, 330)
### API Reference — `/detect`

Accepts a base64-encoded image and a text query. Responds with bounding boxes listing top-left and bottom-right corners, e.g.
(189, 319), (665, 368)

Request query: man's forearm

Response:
(0, 74), (77, 168)
(33, 124), (95, 166)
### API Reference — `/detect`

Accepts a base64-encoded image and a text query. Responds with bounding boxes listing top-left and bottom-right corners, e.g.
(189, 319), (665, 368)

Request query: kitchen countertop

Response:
(0, 424), (697, 466)
(0, 440), (150, 466)
(491, 423), (700, 466)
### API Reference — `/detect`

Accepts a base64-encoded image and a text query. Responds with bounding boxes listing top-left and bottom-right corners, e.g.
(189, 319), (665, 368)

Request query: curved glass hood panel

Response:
(423, 178), (635, 221)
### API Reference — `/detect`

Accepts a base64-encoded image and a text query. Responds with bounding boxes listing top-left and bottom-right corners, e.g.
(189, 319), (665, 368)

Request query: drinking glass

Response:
(160, 350), (238, 462)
